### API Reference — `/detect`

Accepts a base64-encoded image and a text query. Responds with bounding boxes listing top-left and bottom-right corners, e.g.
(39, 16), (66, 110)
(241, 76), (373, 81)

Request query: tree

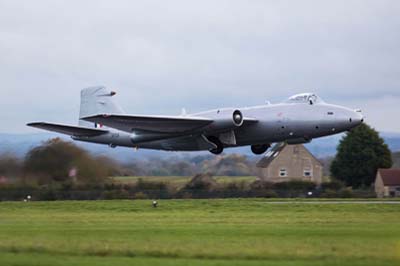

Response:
(24, 138), (116, 184)
(201, 154), (254, 176)
(330, 124), (392, 188)
(0, 153), (22, 178)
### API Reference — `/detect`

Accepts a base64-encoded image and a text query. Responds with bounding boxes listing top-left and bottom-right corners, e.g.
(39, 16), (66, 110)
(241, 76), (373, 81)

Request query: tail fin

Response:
(79, 86), (124, 127)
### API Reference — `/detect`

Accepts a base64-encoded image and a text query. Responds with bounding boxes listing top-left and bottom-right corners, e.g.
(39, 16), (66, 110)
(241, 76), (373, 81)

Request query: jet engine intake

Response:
(206, 109), (244, 133)
(232, 110), (244, 127)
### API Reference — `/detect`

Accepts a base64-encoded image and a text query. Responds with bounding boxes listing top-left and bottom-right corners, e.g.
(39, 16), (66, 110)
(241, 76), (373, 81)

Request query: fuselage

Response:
(73, 94), (364, 153)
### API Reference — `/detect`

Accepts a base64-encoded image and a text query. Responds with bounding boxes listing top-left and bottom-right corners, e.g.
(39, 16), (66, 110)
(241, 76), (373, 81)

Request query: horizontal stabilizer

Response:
(27, 122), (109, 137)
(82, 114), (213, 133)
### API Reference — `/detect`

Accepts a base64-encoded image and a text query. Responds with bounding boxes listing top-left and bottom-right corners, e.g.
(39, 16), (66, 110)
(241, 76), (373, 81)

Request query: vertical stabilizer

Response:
(79, 86), (124, 127)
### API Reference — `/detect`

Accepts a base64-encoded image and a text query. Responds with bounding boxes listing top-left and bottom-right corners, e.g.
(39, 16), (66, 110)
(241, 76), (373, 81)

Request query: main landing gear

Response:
(207, 136), (270, 156)
(207, 136), (224, 155)
(251, 144), (270, 155)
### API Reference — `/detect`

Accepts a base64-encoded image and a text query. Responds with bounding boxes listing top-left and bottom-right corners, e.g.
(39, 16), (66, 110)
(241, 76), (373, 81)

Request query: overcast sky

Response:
(1, 0), (400, 133)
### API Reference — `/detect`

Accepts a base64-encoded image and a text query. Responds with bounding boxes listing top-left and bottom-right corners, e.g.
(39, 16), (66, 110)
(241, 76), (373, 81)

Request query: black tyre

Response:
(251, 144), (270, 155)
(207, 136), (224, 155)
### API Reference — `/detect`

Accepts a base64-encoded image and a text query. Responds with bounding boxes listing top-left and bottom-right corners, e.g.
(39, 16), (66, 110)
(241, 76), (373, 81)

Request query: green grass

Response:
(0, 199), (399, 266)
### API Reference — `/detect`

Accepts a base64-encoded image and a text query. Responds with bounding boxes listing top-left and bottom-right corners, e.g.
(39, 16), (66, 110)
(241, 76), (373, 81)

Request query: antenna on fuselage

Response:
(181, 108), (187, 116)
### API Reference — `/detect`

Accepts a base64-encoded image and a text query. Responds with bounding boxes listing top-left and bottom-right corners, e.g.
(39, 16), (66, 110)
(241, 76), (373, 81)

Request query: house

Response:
(256, 143), (323, 184)
(374, 169), (400, 198)
(0, 176), (8, 185)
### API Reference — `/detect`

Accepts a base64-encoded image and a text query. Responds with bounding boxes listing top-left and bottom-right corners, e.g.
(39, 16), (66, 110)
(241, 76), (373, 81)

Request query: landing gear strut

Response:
(251, 144), (270, 155)
(207, 136), (224, 155)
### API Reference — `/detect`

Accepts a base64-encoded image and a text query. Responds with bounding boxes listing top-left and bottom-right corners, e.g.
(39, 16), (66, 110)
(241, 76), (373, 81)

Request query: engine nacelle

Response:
(130, 131), (173, 144)
(205, 109), (244, 133)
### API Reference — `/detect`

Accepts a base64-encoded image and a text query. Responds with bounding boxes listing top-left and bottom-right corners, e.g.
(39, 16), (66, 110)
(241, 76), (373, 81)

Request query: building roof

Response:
(256, 142), (286, 168)
(256, 143), (321, 168)
(378, 169), (400, 186)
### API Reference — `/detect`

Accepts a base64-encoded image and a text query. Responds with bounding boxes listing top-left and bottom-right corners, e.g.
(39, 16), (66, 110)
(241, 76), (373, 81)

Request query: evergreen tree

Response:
(330, 124), (392, 188)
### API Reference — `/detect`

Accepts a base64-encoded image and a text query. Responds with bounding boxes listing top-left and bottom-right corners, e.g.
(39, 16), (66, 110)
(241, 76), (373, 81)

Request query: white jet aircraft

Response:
(28, 87), (364, 155)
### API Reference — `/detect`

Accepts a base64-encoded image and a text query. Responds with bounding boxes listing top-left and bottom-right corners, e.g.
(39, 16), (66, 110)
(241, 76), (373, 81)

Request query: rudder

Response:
(79, 86), (124, 127)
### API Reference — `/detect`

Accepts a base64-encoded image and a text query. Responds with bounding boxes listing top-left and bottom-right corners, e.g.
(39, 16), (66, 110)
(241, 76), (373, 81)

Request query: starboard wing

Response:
(82, 114), (214, 133)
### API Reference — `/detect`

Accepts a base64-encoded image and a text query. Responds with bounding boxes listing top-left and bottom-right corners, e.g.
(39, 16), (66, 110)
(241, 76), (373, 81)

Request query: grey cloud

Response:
(0, 0), (399, 132)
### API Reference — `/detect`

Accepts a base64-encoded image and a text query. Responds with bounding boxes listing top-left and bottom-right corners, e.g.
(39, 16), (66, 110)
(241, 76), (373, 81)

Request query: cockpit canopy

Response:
(284, 93), (325, 104)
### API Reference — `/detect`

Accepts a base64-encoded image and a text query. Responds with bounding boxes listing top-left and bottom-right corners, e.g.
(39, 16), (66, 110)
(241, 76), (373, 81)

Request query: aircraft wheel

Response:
(208, 136), (224, 155)
(210, 146), (224, 155)
(251, 144), (270, 155)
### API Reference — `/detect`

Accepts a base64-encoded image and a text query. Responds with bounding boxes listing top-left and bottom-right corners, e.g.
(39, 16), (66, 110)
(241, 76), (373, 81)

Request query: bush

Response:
(250, 180), (274, 190)
(132, 179), (170, 199)
(218, 182), (248, 198)
(274, 180), (316, 191)
(177, 174), (219, 198)
(319, 189), (340, 198)
(321, 180), (345, 191)
(248, 180), (275, 197)
(338, 188), (354, 198)
(133, 192), (148, 200)
(103, 189), (130, 200)
(273, 181), (316, 198)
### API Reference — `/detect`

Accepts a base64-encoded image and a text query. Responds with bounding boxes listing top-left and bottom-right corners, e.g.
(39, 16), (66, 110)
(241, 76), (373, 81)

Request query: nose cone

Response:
(351, 110), (364, 125)
(336, 107), (364, 132)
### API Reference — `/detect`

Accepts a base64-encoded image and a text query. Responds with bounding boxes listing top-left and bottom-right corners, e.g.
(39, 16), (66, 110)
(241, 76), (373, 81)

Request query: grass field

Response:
(0, 199), (399, 266)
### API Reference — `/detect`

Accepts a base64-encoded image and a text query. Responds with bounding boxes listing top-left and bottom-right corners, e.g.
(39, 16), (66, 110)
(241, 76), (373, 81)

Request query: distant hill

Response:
(307, 132), (400, 157)
(0, 133), (169, 163)
(1, 131), (400, 163)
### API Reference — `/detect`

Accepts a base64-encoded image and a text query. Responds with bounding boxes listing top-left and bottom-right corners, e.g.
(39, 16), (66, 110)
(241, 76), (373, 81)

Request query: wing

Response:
(82, 114), (213, 133)
(27, 122), (109, 137)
